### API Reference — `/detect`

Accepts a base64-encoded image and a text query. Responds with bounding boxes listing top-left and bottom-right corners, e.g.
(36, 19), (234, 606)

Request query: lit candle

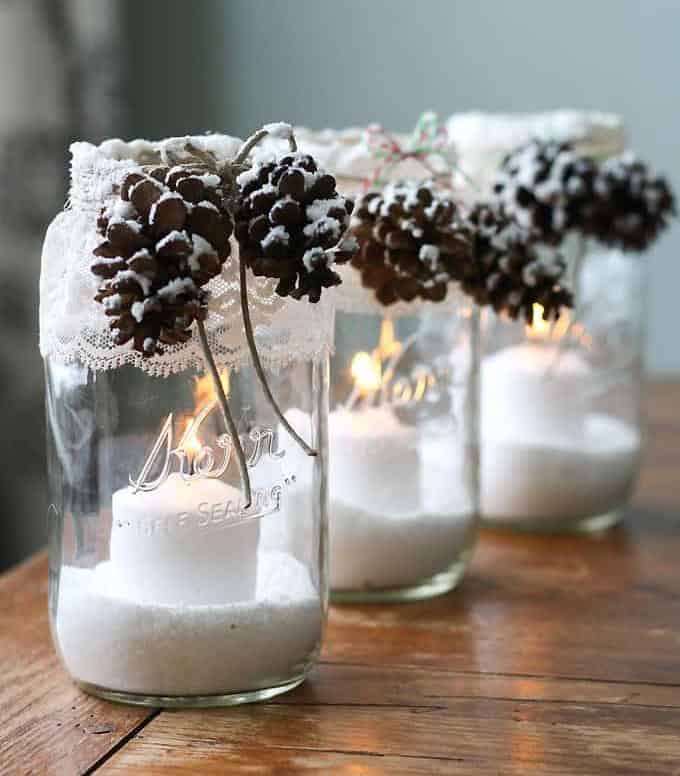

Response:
(323, 319), (473, 592)
(56, 370), (325, 698)
(480, 305), (641, 526)
(331, 323), (420, 516)
(108, 371), (262, 606)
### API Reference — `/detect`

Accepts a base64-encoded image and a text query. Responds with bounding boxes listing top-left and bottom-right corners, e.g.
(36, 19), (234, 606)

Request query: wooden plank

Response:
(99, 698), (680, 775)
(101, 746), (460, 776)
(277, 663), (680, 709)
(321, 509), (680, 683)
(0, 553), (157, 776)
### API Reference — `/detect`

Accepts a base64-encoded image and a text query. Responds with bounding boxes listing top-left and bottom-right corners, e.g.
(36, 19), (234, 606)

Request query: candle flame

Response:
(182, 417), (202, 458)
(377, 317), (402, 359)
(349, 318), (403, 398)
(526, 303), (592, 349)
(526, 304), (553, 340)
(193, 369), (229, 407)
(350, 351), (382, 396)
(177, 368), (231, 456)
(346, 317), (440, 408)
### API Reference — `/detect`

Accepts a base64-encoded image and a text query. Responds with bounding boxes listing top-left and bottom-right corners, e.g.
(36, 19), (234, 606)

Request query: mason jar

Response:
(479, 241), (644, 532)
(41, 136), (331, 706)
(270, 125), (480, 601)
(448, 111), (645, 532)
(330, 300), (479, 601)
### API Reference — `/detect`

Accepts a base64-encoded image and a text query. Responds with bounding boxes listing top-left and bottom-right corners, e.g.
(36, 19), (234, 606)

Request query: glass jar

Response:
(46, 357), (328, 706)
(446, 110), (644, 533)
(480, 242), (644, 533)
(42, 136), (332, 706)
(330, 300), (480, 602)
(272, 125), (480, 602)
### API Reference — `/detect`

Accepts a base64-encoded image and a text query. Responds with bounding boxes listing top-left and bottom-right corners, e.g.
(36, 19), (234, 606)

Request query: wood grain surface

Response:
(1, 381), (678, 775)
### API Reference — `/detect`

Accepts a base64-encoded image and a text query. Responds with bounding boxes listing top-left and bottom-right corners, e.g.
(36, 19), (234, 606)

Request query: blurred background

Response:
(1, 0), (678, 571)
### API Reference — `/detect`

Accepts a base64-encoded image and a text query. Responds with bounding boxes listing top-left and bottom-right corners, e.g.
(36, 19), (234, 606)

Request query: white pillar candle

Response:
(326, 407), (473, 590)
(481, 342), (641, 525)
(110, 473), (259, 605)
(482, 344), (592, 440)
(329, 406), (420, 515)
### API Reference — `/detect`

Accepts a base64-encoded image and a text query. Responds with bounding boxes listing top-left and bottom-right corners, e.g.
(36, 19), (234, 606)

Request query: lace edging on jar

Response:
(39, 138), (335, 376)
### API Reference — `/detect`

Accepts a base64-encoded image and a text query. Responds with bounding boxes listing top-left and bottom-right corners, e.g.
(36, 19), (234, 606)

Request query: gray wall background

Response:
(129, 0), (680, 374)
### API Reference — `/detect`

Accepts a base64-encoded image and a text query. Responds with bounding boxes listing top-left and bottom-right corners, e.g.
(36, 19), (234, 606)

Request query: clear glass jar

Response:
(41, 134), (335, 706)
(46, 355), (328, 706)
(329, 301), (480, 602)
(480, 241), (644, 532)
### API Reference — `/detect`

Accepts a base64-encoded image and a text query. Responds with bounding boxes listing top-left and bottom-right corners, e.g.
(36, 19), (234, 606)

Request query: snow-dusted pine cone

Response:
(492, 140), (599, 245)
(461, 204), (573, 323)
(234, 152), (356, 302)
(585, 153), (675, 251)
(91, 166), (232, 356)
(349, 181), (471, 306)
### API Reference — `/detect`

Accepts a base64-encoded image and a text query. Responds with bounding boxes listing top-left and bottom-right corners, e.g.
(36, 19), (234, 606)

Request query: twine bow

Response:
(363, 111), (455, 189)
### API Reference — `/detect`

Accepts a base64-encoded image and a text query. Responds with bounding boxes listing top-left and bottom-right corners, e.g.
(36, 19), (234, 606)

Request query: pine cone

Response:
(492, 140), (598, 245)
(349, 181), (471, 306)
(585, 153), (675, 251)
(91, 165), (232, 356)
(233, 152), (356, 302)
(461, 204), (573, 323)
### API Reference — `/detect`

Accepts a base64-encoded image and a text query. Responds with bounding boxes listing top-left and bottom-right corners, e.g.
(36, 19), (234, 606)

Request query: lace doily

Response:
(39, 136), (334, 376)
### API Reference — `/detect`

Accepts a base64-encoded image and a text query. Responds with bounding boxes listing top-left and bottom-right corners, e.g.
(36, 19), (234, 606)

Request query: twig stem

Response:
(196, 318), (252, 507)
(239, 259), (317, 456)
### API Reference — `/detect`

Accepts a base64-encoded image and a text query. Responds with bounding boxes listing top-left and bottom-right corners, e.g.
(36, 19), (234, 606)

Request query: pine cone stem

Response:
(196, 318), (253, 507)
(234, 125), (297, 166)
(239, 258), (317, 457)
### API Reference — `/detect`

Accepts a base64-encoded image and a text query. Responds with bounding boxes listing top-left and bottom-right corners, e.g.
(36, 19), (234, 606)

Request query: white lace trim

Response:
(39, 137), (334, 375)
(258, 125), (454, 183)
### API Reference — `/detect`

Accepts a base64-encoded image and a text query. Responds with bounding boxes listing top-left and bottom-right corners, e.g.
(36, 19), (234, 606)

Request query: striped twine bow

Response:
(363, 111), (455, 190)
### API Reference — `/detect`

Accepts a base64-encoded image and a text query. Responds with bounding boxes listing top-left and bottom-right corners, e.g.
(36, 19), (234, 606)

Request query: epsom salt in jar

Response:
(41, 126), (354, 705)
(447, 111), (674, 532)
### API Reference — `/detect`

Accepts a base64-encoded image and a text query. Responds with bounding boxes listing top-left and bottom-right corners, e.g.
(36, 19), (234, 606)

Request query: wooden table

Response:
(1, 382), (678, 775)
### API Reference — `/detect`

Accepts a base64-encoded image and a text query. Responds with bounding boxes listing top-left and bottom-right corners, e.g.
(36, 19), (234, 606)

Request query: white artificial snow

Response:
(419, 244), (440, 267)
(115, 269), (152, 296)
(130, 300), (147, 323)
(306, 197), (346, 222)
(303, 216), (341, 241)
(302, 247), (325, 271)
(103, 294), (122, 311)
(156, 230), (190, 252)
(108, 217), (142, 233)
(157, 276), (197, 300)
(196, 199), (220, 212)
(261, 225), (289, 249)
(194, 172), (221, 189)
(105, 199), (136, 221)
(149, 191), (184, 225)
(187, 234), (216, 272)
